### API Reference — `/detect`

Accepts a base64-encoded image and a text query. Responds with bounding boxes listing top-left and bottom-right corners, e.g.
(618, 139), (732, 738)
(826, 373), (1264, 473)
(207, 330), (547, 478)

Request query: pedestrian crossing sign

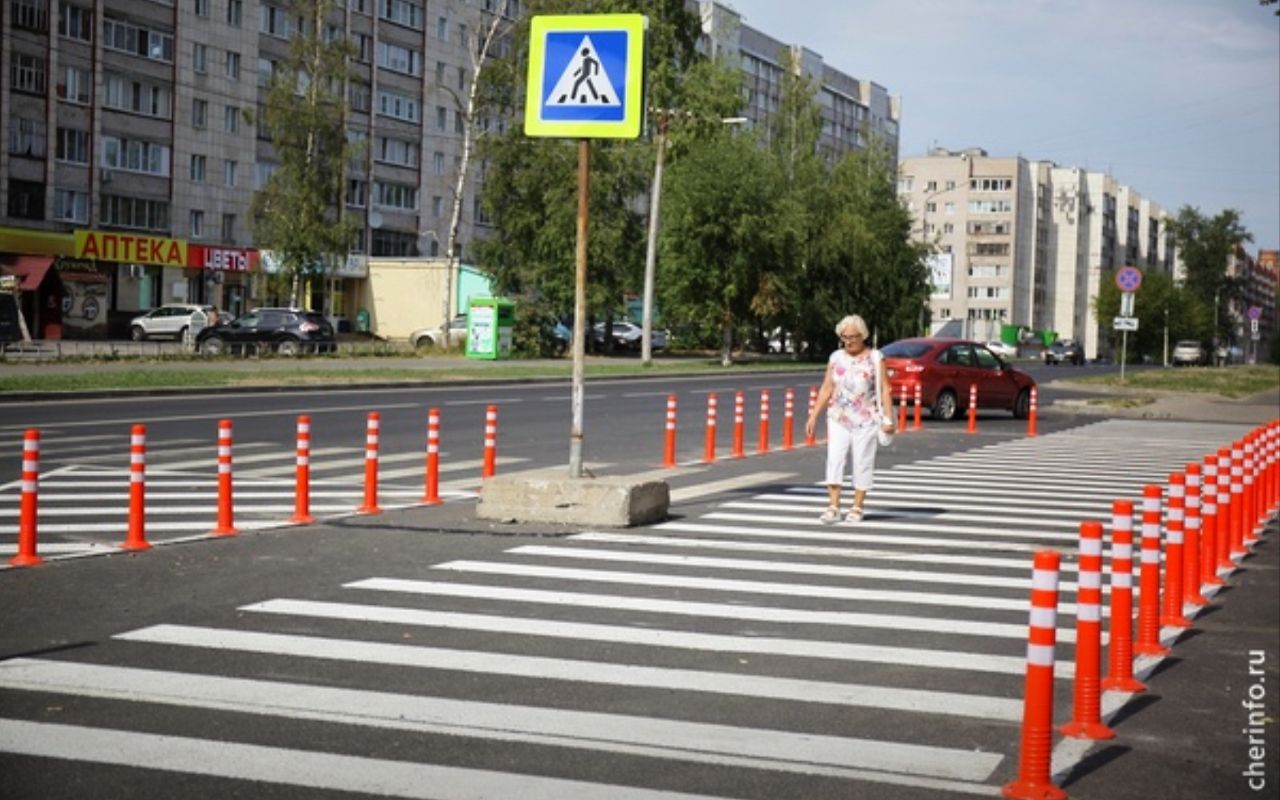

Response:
(524, 14), (647, 139)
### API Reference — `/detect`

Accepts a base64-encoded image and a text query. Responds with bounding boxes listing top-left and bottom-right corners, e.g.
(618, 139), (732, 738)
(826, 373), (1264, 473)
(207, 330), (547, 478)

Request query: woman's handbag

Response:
(873, 350), (894, 447)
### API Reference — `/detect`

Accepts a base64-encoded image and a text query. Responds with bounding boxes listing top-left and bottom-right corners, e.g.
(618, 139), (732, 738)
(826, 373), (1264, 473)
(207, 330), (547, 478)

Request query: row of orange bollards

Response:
(1003, 419), (1279, 800)
(7, 405), (504, 567)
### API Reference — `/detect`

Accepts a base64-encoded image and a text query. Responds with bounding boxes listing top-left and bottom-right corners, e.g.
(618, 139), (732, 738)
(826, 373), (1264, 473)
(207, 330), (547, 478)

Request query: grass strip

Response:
(1067, 365), (1280, 399)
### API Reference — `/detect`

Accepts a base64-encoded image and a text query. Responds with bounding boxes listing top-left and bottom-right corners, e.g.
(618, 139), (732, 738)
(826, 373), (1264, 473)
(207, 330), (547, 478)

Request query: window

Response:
(224, 105), (239, 133)
(226, 0), (242, 26)
(944, 202), (955, 215)
(11, 0), (48, 31)
(349, 83), (371, 112)
(455, 111), (465, 134)
(377, 89), (420, 122)
(225, 51), (240, 79)
(376, 136), (418, 166)
(103, 18), (174, 62)
(349, 0), (366, 12)
(457, 23), (466, 46)
(377, 41), (421, 75)
(255, 161), (278, 189)
(57, 65), (90, 103)
(9, 117), (46, 158)
(190, 154), (206, 181)
(223, 159), (237, 187)
(435, 61), (445, 84)
(457, 66), (465, 90)
(353, 33), (372, 63)
(371, 228), (418, 256)
(101, 136), (171, 176)
(259, 4), (297, 37)
(190, 209), (204, 238)
(194, 0), (207, 17)
(10, 53), (46, 94)
(193, 43), (207, 73)
(55, 127), (89, 163)
(380, 0), (423, 29)
(431, 195), (442, 217)
(58, 3), (92, 40)
(925, 180), (937, 192)
(54, 189), (89, 223)
(100, 194), (169, 231)
(970, 177), (1013, 192)
(221, 213), (236, 241)
(945, 180), (956, 190)
(104, 74), (172, 118)
(192, 97), (207, 128)
(374, 180), (417, 210)
(432, 151), (444, 175)
(436, 15), (447, 40)
(346, 178), (367, 207)
(436, 105), (447, 130)
(968, 199), (1012, 214)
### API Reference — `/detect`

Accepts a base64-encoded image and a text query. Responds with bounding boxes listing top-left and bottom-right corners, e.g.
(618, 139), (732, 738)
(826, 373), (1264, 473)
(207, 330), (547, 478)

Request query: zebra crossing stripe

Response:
(427, 560), (1074, 642)
(705, 512), (1078, 544)
(670, 472), (792, 502)
(0, 718), (737, 800)
(723, 501), (1087, 528)
(0, 659), (1004, 785)
(774, 489), (1114, 513)
(245, 597), (1046, 676)
(114, 624), (1025, 721)
(657, 520), (1041, 554)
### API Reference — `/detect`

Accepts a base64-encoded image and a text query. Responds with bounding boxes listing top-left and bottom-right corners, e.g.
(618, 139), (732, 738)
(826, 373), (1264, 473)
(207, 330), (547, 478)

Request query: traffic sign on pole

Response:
(1115, 266), (1143, 293)
(1114, 316), (1139, 332)
(524, 14), (647, 139)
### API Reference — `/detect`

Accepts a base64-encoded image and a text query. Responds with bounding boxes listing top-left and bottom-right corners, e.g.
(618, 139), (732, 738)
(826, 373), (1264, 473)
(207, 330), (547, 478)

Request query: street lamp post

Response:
(640, 113), (747, 366)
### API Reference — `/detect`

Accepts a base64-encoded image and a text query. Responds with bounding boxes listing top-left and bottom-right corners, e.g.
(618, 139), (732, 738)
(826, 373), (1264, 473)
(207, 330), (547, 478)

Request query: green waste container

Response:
(356, 308), (371, 333)
(465, 297), (514, 360)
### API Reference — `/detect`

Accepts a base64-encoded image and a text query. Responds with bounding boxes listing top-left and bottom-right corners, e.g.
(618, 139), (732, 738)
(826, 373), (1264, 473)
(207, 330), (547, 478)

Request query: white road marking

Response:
(705, 511), (1078, 544)
(671, 472), (792, 502)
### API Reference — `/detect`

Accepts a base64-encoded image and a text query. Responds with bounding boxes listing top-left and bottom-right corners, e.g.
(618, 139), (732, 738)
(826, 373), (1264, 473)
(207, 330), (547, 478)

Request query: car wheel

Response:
(176, 326), (188, 341)
(199, 336), (224, 356)
(932, 389), (959, 421)
(276, 338), (301, 357)
(130, 326), (146, 342)
(1014, 388), (1031, 420)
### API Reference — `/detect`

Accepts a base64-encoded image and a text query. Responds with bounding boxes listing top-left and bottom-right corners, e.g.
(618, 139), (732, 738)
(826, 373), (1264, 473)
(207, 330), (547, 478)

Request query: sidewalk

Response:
(1050, 382), (1280, 426)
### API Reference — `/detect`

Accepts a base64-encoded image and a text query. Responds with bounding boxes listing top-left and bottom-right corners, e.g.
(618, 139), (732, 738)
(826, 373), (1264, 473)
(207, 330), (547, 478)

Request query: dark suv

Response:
(1043, 339), (1085, 365)
(195, 308), (336, 356)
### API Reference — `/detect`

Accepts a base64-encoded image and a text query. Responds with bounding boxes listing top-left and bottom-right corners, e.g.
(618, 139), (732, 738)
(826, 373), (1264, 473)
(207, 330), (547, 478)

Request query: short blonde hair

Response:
(834, 314), (869, 339)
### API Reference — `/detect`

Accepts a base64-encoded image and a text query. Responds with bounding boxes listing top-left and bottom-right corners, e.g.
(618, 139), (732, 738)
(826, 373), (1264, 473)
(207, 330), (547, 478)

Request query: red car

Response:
(880, 338), (1036, 421)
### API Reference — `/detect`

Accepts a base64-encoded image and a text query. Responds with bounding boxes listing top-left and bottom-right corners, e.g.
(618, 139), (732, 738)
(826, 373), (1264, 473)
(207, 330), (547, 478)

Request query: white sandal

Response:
(845, 507), (865, 524)
(819, 506), (840, 525)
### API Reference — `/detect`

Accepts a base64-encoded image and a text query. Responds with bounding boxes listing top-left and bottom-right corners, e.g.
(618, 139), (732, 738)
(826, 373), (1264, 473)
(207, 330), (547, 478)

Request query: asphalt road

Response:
(0, 369), (1276, 799)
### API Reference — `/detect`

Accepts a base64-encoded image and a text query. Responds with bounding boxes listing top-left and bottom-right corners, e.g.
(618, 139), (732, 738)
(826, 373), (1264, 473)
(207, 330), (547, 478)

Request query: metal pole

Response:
(641, 111), (668, 367)
(1120, 329), (1128, 383)
(1162, 306), (1169, 367)
(569, 139), (590, 478)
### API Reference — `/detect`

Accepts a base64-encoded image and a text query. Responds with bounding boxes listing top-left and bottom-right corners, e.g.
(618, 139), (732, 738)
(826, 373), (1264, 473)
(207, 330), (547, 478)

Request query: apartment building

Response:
(1, 0), (894, 342)
(899, 147), (1176, 359)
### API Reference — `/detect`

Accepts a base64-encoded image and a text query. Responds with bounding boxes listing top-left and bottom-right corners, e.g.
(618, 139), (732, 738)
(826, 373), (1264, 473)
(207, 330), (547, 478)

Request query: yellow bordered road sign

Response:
(524, 14), (647, 139)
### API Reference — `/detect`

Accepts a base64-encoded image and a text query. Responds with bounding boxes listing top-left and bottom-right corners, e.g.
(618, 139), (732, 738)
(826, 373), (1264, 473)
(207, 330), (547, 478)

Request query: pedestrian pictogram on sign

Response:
(547, 37), (619, 107)
(524, 14), (647, 139)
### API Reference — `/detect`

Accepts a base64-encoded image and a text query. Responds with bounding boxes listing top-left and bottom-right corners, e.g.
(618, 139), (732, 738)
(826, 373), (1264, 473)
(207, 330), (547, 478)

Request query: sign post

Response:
(525, 14), (647, 478)
(1115, 266), (1143, 383)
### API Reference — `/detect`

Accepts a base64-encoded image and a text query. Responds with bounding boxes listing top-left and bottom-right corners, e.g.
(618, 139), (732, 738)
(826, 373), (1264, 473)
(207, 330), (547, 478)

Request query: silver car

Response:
(129, 304), (214, 341)
(1171, 340), (1206, 366)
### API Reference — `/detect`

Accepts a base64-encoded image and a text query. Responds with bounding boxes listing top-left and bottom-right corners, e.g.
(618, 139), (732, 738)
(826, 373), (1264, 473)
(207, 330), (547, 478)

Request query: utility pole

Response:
(640, 110), (669, 366)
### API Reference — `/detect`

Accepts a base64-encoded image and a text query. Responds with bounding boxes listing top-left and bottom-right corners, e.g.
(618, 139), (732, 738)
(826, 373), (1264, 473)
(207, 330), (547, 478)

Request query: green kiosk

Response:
(465, 297), (515, 360)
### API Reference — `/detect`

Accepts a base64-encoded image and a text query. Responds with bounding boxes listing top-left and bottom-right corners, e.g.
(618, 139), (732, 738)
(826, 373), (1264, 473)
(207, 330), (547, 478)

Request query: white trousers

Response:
(825, 422), (878, 490)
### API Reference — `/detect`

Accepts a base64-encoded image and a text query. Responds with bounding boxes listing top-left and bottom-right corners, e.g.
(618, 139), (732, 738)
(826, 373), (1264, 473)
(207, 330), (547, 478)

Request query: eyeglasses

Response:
(840, 334), (864, 343)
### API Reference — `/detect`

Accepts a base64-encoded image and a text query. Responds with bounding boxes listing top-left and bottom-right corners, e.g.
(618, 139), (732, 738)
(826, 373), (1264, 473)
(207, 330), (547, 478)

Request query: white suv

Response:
(129, 304), (214, 341)
(1171, 340), (1206, 367)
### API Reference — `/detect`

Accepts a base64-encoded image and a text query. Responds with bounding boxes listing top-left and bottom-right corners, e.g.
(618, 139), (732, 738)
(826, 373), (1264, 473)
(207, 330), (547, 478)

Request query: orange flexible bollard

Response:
(757, 390), (770, 454)
(966, 383), (978, 434)
(9, 429), (44, 567)
(782, 387), (794, 450)
(1027, 386), (1039, 437)
(1102, 499), (1145, 692)
(897, 383), (907, 432)
(211, 419), (238, 536)
(1243, 433), (1259, 544)
(291, 415), (315, 524)
(122, 424), (151, 551)
(911, 383), (922, 431)
(423, 408), (442, 505)
(482, 405), (498, 478)
(804, 387), (818, 447)
(1002, 550), (1066, 800)
(703, 393), (718, 463)
(732, 391), (745, 458)
(1135, 485), (1170, 655)
(1229, 442), (1246, 557)
(1060, 521), (1114, 740)
(663, 394), (678, 468)
(1160, 474), (1191, 628)
(1200, 455), (1226, 588)
(358, 411), (383, 514)
(1215, 450), (1235, 572)
(1182, 463), (1207, 608)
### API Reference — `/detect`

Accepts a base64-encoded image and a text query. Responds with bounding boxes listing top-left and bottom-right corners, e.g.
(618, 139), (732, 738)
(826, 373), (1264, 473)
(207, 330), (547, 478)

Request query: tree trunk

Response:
(720, 312), (734, 367)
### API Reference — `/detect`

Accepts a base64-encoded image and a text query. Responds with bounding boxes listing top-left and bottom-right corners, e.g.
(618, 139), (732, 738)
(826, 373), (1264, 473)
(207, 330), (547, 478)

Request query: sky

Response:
(725, 0), (1280, 252)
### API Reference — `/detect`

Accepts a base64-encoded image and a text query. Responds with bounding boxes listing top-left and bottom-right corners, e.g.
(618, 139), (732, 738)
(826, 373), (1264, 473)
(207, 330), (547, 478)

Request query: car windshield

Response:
(1175, 340), (1199, 348)
(881, 342), (933, 358)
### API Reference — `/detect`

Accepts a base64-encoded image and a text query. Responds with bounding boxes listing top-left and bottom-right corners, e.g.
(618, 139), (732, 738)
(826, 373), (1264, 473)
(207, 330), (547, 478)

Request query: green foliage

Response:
(1167, 206), (1252, 346)
(250, 0), (359, 304)
(1094, 270), (1210, 361)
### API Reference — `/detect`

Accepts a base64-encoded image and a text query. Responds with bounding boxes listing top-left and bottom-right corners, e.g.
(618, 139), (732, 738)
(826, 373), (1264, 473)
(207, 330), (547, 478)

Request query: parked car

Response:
(129, 304), (215, 341)
(881, 338), (1038, 421)
(591, 321), (669, 352)
(984, 340), (1018, 360)
(1043, 339), (1085, 365)
(410, 316), (469, 350)
(1171, 340), (1207, 367)
(195, 308), (335, 356)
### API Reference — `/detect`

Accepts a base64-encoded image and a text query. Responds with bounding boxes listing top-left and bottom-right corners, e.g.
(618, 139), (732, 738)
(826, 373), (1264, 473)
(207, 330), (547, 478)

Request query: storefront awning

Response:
(0, 255), (55, 291)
